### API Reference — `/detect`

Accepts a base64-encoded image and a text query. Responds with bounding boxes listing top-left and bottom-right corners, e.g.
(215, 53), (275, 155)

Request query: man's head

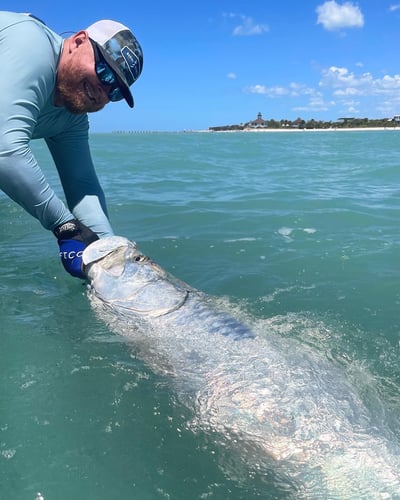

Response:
(55, 20), (143, 114)
(87, 20), (143, 108)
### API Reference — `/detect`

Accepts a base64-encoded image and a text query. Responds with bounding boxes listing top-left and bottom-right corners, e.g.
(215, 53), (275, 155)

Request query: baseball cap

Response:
(86, 20), (143, 108)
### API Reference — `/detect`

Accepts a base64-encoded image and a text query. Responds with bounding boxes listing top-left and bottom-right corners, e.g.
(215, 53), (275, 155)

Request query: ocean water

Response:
(0, 130), (399, 499)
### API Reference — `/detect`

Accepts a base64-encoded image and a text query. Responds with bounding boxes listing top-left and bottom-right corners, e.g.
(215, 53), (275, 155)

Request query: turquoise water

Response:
(0, 130), (399, 499)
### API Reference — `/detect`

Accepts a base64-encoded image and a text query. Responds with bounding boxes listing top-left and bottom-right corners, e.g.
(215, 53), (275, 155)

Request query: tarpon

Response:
(83, 236), (400, 498)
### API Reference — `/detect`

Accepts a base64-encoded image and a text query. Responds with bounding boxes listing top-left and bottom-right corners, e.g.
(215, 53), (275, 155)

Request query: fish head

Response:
(82, 236), (188, 317)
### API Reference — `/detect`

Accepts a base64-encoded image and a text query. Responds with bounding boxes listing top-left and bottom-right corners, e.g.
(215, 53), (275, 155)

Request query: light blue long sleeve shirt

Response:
(0, 11), (114, 237)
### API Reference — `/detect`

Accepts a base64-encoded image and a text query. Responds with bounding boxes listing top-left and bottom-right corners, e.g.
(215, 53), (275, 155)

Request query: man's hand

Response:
(53, 220), (99, 279)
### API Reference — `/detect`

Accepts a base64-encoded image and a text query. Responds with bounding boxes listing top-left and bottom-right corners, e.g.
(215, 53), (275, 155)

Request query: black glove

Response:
(53, 219), (99, 279)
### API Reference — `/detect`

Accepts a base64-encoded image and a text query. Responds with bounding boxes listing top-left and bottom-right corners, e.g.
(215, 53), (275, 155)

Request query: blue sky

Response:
(5, 1), (400, 131)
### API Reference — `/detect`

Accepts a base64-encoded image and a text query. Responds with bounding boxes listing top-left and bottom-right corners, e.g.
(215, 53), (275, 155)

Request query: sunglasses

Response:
(90, 39), (124, 102)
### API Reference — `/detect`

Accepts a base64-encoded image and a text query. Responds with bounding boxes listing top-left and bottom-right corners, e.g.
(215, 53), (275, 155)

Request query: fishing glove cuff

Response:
(54, 220), (99, 279)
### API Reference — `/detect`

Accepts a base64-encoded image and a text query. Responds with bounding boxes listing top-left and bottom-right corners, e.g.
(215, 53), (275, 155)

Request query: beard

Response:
(55, 75), (105, 114)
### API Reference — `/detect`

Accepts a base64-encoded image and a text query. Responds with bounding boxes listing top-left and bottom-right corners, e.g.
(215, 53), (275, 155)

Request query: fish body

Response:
(83, 236), (400, 498)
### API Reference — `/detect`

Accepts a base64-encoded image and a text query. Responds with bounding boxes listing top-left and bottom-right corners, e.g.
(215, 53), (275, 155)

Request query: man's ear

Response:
(68, 30), (89, 51)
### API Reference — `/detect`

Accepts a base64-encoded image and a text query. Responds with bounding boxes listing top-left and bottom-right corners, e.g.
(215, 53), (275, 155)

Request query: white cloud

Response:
(227, 72), (237, 80)
(289, 82), (315, 96)
(293, 98), (331, 112)
(378, 74), (400, 92)
(247, 85), (288, 96)
(225, 13), (269, 36)
(245, 65), (400, 118)
(316, 1), (364, 31)
(334, 87), (361, 96)
(245, 64), (400, 119)
(293, 102), (331, 113)
(377, 95), (400, 115)
(246, 84), (268, 94)
(389, 4), (400, 12)
(319, 66), (400, 95)
(247, 83), (315, 98)
(342, 100), (359, 113)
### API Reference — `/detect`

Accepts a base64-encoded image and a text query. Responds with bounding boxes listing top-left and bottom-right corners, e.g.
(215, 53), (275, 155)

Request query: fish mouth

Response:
(82, 236), (133, 267)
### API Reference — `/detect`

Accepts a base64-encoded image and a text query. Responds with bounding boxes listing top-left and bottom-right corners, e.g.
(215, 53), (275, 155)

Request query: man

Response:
(0, 12), (143, 278)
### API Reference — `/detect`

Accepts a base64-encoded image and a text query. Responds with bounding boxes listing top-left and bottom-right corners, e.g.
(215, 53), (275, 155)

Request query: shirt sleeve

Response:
(0, 17), (72, 230)
(45, 124), (114, 238)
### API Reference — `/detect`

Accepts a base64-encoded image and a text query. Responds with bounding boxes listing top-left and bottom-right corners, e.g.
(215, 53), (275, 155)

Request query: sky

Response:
(4, 1), (400, 131)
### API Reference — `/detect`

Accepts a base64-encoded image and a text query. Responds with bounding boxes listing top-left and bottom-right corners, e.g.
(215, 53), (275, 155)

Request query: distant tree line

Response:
(209, 116), (400, 131)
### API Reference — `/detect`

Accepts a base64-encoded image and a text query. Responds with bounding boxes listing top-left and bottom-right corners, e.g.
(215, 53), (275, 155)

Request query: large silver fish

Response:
(83, 236), (400, 498)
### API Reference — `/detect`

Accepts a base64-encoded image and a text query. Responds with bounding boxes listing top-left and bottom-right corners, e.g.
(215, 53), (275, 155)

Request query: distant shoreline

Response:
(107, 127), (400, 134)
(204, 126), (400, 133)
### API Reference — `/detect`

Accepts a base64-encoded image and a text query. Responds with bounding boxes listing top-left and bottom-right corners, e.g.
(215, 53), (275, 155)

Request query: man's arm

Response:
(0, 15), (112, 278)
(45, 126), (114, 238)
(47, 126), (115, 278)
(0, 15), (73, 230)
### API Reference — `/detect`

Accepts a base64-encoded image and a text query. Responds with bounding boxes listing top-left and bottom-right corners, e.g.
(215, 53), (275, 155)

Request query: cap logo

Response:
(121, 46), (141, 83)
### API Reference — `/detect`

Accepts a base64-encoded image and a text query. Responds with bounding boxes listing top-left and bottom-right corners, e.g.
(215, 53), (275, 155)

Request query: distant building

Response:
(246, 112), (268, 129)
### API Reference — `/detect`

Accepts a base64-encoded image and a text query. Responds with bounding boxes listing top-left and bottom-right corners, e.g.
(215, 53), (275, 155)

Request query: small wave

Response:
(223, 237), (258, 243)
(278, 226), (294, 238)
(1, 449), (16, 460)
(278, 226), (317, 238)
(261, 285), (316, 303)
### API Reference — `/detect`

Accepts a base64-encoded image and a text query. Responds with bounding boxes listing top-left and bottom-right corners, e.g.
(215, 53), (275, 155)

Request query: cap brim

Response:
(96, 44), (134, 108)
